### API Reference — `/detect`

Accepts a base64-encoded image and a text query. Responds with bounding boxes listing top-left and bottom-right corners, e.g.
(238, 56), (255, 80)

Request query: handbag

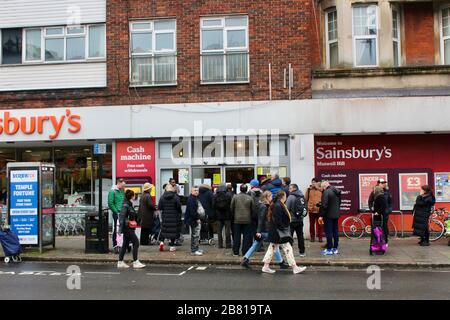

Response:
(277, 227), (293, 243)
(128, 220), (138, 229)
(197, 201), (206, 221)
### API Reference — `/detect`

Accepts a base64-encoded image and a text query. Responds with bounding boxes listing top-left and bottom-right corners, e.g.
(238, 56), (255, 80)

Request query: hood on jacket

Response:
(217, 184), (227, 193)
(199, 184), (212, 194)
(271, 178), (283, 187)
(111, 185), (120, 191)
(330, 186), (341, 197)
(290, 190), (304, 198)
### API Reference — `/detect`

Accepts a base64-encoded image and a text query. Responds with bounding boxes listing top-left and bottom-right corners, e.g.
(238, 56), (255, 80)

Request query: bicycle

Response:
(342, 209), (398, 239)
(428, 207), (448, 242)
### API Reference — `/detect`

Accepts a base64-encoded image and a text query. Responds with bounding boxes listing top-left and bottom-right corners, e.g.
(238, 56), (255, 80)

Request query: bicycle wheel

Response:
(342, 217), (365, 239)
(429, 219), (444, 242)
(388, 219), (397, 238)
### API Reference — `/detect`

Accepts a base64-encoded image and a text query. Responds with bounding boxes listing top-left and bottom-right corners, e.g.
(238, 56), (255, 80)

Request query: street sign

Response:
(93, 144), (107, 155)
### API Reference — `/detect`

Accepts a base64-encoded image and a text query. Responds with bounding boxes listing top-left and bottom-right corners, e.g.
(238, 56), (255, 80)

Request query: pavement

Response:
(17, 235), (450, 268)
(1, 262), (450, 299)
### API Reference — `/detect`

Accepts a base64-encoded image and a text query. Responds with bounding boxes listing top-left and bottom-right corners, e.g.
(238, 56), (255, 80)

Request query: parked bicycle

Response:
(428, 207), (449, 242)
(342, 209), (398, 239)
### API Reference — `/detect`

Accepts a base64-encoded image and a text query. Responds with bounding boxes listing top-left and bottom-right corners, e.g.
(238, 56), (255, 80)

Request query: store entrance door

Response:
(191, 166), (256, 193)
(224, 166), (255, 194)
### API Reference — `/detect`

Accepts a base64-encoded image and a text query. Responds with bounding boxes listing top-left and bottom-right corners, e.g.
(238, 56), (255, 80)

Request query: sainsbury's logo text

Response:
(316, 146), (392, 162)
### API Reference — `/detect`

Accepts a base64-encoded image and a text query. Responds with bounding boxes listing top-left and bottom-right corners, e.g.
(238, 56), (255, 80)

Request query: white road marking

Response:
(188, 266), (194, 271)
(196, 267), (207, 270)
(179, 271), (186, 276)
(146, 273), (181, 276)
(84, 272), (120, 275)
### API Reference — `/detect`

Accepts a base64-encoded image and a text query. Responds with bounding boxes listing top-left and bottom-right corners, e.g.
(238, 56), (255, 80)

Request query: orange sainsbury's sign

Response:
(0, 109), (81, 140)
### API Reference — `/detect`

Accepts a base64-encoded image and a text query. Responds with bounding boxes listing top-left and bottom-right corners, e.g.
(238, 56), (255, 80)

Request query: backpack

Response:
(294, 195), (307, 218)
(214, 192), (229, 212)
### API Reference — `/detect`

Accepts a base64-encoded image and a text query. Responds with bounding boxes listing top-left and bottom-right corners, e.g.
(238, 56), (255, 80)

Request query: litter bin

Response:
(85, 208), (109, 253)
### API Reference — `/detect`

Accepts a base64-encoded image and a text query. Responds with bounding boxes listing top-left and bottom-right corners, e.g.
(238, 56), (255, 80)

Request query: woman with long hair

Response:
(241, 191), (288, 269)
(412, 185), (436, 246)
(262, 190), (306, 274)
(118, 189), (145, 269)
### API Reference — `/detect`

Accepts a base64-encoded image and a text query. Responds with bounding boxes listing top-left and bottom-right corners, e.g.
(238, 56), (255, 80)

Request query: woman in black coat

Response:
(413, 185), (436, 246)
(373, 186), (389, 243)
(138, 183), (156, 245)
(158, 184), (182, 251)
(262, 190), (306, 275)
(118, 190), (145, 269)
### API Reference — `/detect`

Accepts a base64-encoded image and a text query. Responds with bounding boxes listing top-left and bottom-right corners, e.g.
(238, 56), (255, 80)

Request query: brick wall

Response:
(0, 0), (313, 109)
(404, 2), (435, 66)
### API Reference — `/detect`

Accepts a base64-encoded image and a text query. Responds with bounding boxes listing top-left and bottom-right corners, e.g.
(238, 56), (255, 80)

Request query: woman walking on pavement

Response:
(262, 190), (307, 274)
(413, 185), (436, 246)
(158, 184), (183, 252)
(241, 191), (289, 269)
(117, 189), (145, 269)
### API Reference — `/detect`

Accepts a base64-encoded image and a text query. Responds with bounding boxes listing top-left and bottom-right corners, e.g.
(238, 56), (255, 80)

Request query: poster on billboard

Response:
(359, 173), (388, 210)
(318, 171), (354, 213)
(399, 173), (428, 210)
(435, 172), (450, 202)
(9, 169), (39, 245)
(116, 140), (156, 181)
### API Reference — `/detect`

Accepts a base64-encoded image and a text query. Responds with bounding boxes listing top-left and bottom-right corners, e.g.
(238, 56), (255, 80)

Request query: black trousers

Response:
(290, 222), (305, 254)
(233, 224), (252, 256)
(421, 228), (430, 243)
(119, 229), (139, 261)
(112, 213), (118, 247)
(140, 227), (151, 245)
(382, 215), (389, 244)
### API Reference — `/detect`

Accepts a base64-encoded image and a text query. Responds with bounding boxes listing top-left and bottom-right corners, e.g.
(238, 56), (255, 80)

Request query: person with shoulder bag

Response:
(262, 190), (307, 275)
(118, 189), (145, 269)
(286, 184), (307, 257)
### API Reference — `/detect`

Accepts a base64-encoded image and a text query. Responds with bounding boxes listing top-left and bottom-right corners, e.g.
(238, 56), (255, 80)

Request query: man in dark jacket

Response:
(184, 186), (203, 255)
(318, 181), (342, 256)
(230, 184), (255, 256)
(138, 183), (156, 245)
(213, 184), (232, 249)
(262, 173), (283, 198)
(286, 184), (306, 256)
(199, 184), (215, 241)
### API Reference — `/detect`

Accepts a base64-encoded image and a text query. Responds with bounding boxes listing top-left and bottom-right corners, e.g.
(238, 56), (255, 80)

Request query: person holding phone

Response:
(118, 189), (145, 269)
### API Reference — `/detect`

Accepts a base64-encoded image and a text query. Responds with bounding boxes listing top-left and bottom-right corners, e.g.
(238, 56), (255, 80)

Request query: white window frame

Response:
(392, 8), (401, 67)
(65, 25), (87, 62)
(352, 4), (379, 68)
(440, 5), (450, 65)
(23, 28), (43, 62)
(129, 19), (177, 87)
(325, 8), (338, 68)
(200, 15), (250, 84)
(44, 26), (66, 63)
(87, 24), (107, 59)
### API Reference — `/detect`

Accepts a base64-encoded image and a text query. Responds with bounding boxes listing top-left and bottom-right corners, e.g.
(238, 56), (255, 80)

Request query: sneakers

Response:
(191, 250), (203, 256)
(261, 266), (276, 274)
(299, 252), (306, 257)
(278, 261), (290, 269)
(293, 266), (307, 274)
(159, 242), (165, 252)
(117, 261), (130, 268)
(169, 246), (176, 252)
(321, 249), (334, 256)
(241, 257), (250, 269)
(133, 260), (146, 269)
(332, 248), (339, 255)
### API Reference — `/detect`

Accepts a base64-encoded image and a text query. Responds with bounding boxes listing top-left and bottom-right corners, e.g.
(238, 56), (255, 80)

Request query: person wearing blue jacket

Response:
(262, 173), (283, 198)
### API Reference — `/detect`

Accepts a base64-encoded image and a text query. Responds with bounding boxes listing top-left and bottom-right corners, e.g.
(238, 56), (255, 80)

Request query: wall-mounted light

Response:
(179, 150), (184, 157)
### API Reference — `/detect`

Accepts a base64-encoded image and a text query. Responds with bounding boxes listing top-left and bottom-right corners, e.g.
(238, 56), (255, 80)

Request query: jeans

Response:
(309, 212), (324, 241)
(324, 218), (339, 250)
(112, 213), (118, 247)
(218, 220), (232, 248)
(190, 222), (201, 253)
(244, 232), (282, 263)
(290, 222), (305, 254)
(233, 224), (253, 256)
(119, 229), (139, 261)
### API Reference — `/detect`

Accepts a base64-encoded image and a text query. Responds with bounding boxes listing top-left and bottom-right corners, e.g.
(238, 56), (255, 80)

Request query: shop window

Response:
(225, 137), (254, 158)
(1, 29), (22, 64)
(257, 138), (288, 157)
(442, 7), (450, 64)
(159, 139), (188, 159)
(326, 9), (338, 68)
(257, 166), (288, 179)
(130, 19), (177, 86)
(20, 149), (52, 162)
(192, 138), (222, 159)
(353, 5), (378, 67)
(392, 9), (401, 67)
(201, 16), (249, 83)
(0, 148), (16, 204)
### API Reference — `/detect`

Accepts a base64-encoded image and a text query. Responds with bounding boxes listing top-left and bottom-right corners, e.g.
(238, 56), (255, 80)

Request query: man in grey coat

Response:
(230, 184), (255, 256)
